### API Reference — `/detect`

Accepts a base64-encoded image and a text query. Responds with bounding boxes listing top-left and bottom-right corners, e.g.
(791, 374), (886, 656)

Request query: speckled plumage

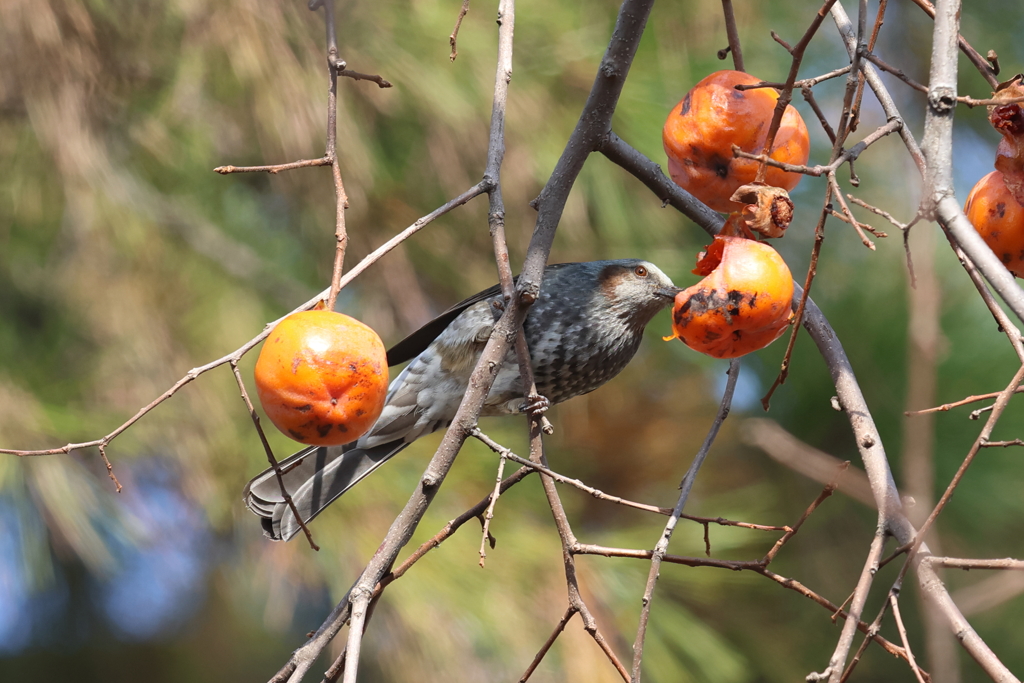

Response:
(245, 260), (679, 541)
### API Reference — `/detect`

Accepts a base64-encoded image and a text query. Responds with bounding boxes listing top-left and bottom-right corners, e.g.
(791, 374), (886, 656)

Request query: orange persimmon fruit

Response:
(665, 235), (794, 359)
(663, 70), (810, 213)
(964, 170), (1024, 278)
(254, 309), (388, 446)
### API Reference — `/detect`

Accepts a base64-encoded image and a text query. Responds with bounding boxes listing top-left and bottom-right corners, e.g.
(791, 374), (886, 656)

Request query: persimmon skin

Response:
(995, 138), (1024, 205)
(254, 310), (388, 446)
(663, 70), (810, 213)
(665, 236), (794, 359)
(964, 171), (1024, 278)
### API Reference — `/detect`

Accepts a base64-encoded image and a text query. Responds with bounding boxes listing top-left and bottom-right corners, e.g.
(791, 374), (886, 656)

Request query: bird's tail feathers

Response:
(243, 441), (409, 541)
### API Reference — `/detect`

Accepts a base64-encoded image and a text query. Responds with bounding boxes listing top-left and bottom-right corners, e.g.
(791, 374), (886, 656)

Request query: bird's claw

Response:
(522, 394), (551, 417)
(490, 299), (505, 322)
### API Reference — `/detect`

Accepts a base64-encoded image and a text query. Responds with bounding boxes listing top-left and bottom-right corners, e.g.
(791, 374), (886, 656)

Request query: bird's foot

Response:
(490, 299), (505, 322)
(522, 394), (555, 433)
(522, 393), (551, 417)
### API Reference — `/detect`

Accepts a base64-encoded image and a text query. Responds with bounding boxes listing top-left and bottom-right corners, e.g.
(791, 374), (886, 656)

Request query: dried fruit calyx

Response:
(728, 184), (794, 238)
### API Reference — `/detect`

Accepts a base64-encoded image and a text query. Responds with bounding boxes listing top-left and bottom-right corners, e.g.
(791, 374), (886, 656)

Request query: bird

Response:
(244, 259), (681, 541)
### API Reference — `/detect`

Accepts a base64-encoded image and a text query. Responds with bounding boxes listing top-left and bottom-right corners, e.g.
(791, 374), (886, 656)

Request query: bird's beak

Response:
(655, 286), (684, 300)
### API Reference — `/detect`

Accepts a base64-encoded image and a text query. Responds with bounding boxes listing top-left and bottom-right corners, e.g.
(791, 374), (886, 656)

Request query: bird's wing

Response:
(386, 282), (504, 366)
(365, 300), (500, 447)
(384, 263), (579, 367)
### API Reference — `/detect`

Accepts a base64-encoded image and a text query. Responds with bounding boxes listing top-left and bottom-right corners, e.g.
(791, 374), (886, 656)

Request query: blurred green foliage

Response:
(1, 0), (1024, 681)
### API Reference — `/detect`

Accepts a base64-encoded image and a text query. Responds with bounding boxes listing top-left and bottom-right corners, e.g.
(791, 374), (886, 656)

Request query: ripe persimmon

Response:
(254, 310), (388, 446)
(665, 235), (794, 359)
(964, 171), (1024, 278)
(663, 70), (810, 213)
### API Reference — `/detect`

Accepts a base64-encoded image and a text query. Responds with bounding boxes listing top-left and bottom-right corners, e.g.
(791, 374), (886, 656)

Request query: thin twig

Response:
(214, 157), (331, 174)
(471, 429), (668, 515)
(910, 364), (1024, 553)
(96, 444), (122, 492)
(826, 208), (887, 238)
(719, 0), (744, 72)
(519, 608), (576, 683)
(472, 429), (792, 530)
(927, 557), (1024, 571)
(753, 0), (840, 185)
(828, 173), (876, 249)
(506, 299), (631, 680)
(229, 361), (319, 551)
(948, 245), (1024, 363)
(890, 593), (929, 683)
(905, 386), (1024, 416)
(572, 543), (911, 662)
(631, 360), (740, 682)
(761, 194), (830, 409)
(861, 51), (1024, 108)
(771, 31), (793, 53)
(338, 69), (392, 88)
(733, 65), (851, 91)
(811, 530), (888, 683)
(846, 0), (888, 135)
(449, 0), (471, 61)
(980, 439), (1024, 448)
(513, 390), (631, 680)
(838, 579), (921, 683)
(478, 450), (506, 567)
(379, 467), (535, 592)
(838, 604), (891, 682)
(733, 112), (903, 178)
(762, 464), (843, 564)
(830, 0), (868, 149)
(322, 0), (350, 314)
(846, 195), (908, 230)
(803, 85), (837, 144)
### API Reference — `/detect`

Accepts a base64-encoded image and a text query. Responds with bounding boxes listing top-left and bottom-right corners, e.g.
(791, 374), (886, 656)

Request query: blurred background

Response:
(2, 0), (1023, 681)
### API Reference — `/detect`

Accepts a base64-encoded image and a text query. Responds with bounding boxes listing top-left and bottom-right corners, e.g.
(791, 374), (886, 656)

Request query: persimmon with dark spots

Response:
(964, 170), (1024, 278)
(665, 235), (794, 359)
(663, 70), (810, 213)
(254, 309), (388, 446)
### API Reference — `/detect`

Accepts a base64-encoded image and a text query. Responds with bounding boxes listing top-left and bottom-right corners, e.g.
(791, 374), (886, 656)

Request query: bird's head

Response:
(596, 259), (682, 327)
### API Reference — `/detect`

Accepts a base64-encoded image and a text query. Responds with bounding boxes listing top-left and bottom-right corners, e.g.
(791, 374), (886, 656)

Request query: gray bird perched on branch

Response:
(244, 259), (681, 541)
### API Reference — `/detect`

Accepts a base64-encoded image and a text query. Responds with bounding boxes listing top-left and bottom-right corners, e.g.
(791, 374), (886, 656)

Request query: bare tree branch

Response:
(631, 360), (740, 681)
(719, 0), (745, 72)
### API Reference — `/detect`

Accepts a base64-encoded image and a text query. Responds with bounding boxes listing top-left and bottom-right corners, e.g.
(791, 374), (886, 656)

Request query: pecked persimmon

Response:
(254, 309), (388, 446)
(964, 170), (1024, 278)
(665, 235), (794, 359)
(663, 70), (810, 213)
(989, 75), (1024, 205)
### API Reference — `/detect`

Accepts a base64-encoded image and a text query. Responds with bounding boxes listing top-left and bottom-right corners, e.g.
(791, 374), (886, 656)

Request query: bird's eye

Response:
(634, 265), (648, 277)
